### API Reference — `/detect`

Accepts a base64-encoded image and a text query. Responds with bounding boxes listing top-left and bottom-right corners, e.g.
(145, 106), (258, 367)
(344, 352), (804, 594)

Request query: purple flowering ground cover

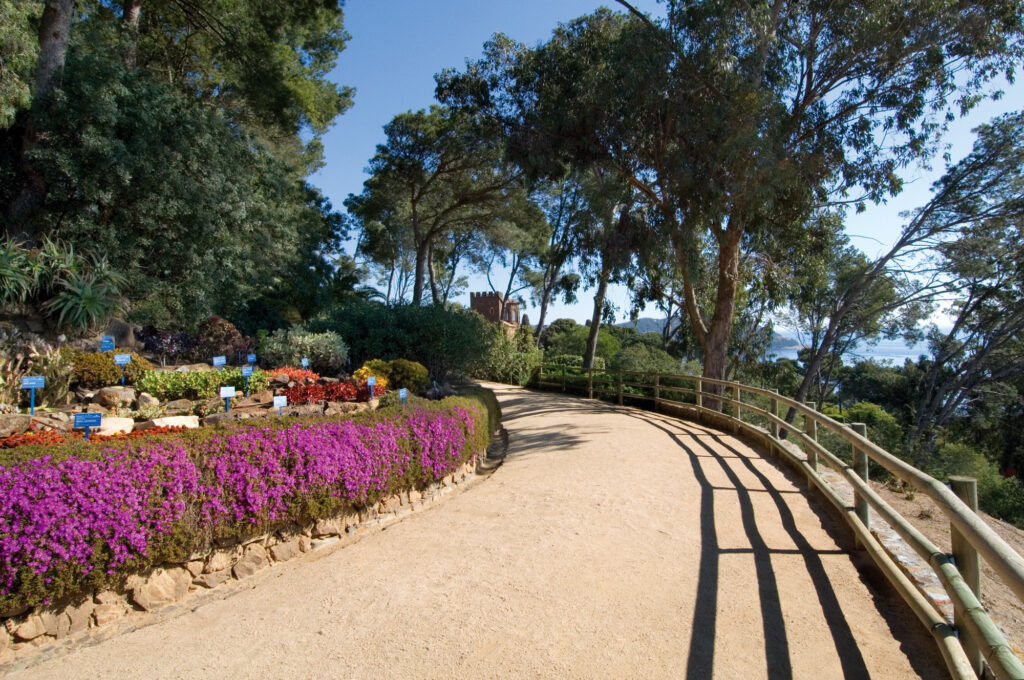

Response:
(0, 396), (490, 611)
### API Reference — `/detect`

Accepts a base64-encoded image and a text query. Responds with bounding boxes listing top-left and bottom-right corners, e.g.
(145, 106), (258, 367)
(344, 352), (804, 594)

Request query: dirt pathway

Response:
(7, 384), (946, 679)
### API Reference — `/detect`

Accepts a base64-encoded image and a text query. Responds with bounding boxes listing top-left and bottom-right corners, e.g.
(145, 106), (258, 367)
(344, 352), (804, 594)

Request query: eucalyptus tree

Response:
(345, 106), (538, 306)
(439, 1), (1024, 406)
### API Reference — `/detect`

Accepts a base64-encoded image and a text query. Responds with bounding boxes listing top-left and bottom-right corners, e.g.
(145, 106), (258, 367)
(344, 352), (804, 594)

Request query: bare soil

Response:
(6, 384), (951, 679)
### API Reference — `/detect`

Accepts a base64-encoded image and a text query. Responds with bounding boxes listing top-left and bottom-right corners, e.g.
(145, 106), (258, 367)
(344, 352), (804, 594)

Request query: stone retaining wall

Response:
(0, 456), (480, 666)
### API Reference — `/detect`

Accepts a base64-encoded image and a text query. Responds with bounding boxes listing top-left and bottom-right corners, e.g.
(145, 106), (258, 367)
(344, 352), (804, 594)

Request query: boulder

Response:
(204, 547), (240, 574)
(65, 599), (95, 634)
(324, 401), (360, 416)
(136, 392), (160, 409)
(74, 387), (95, 403)
(94, 417), (134, 436)
(85, 403), (108, 414)
(31, 415), (71, 432)
(0, 413), (31, 438)
(126, 567), (191, 611)
(39, 608), (71, 639)
(135, 415), (200, 431)
(164, 398), (193, 414)
(282, 404), (324, 418)
(232, 544), (269, 579)
(103, 317), (143, 351)
(272, 374), (290, 387)
(11, 614), (46, 641)
(193, 570), (231, 589)
(269, 539), (301, 563)
(95, 386), (136, 408)
(92, 604), (127, 626)
(176, 363), (213, 373)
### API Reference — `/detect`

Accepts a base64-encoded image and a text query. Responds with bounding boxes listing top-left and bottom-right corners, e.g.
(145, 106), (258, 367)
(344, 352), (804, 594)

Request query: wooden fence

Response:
(532, 364), (1024, 680)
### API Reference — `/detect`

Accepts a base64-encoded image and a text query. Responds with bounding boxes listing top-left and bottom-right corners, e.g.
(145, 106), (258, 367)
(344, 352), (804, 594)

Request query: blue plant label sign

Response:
(241, 366), (253, 377)
(99, 336), (115, 352)
(273, 396), (287, 408)
(247, 353), (257, 363)
(113, 353), (131, 366)
(212, 356), (226, 367)
(399, 388), (407, 403)
(74, 413), (102, 428)
(21, 376), (45, 389)
(219, 386), (236, 399)
(367, 376), (376, 387)
(300, 357), (309, 368)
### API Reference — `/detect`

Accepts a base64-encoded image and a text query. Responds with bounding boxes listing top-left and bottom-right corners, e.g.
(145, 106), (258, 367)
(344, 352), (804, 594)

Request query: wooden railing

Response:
(532, 364), (1024, 680)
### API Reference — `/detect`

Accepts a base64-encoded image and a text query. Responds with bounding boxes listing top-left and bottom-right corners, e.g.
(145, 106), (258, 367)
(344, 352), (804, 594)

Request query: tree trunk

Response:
(412, 240), (429, 305)
(534, 292), (550, 348)
(6, 0), (76, 240)
(700, 227), (743, 410)
(122, 0), (142, 69)
(584, 259), (612, 370)
(427, 242), (441, 305)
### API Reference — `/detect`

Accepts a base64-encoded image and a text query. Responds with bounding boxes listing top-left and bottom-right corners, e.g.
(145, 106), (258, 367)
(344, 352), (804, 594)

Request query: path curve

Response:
(9, 384), (946, 679)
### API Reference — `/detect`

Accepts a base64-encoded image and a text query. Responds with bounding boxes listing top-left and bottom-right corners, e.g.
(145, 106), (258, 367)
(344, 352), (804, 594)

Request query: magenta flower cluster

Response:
(0, 406), (477, 597)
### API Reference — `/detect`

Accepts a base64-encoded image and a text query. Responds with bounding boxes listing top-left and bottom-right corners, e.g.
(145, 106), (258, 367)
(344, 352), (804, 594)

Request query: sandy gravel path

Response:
(8, 383), (946, 679)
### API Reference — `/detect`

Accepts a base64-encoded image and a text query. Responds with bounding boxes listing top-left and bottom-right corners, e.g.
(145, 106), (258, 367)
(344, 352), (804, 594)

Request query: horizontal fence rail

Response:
(532, 364), (1024, 680)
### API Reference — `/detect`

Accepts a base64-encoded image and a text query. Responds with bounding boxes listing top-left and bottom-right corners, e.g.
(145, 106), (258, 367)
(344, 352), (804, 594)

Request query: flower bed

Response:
(0, 424), (190, 450)
(0, 395), (492, 612)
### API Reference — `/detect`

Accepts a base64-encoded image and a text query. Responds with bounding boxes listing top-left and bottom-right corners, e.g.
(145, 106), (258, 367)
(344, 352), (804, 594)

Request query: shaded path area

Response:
(10, 384), (945, 679)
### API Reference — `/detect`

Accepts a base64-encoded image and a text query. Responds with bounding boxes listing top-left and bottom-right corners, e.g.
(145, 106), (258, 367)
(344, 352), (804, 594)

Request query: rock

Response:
(11, 614), (46, 641)
(298, 536), (312, 553)
(30, 415), (71, 432)
(0, 413), (31, 438)
(368, 398), (380, 411)
(135, 415), (200, 431)
(176, 364), (213, 373)
(192, 570), (232, 589)
(136, 392), (160, 409)
(39, 609), (71, 639)
(201, 412), (238, 427)
(65, 599), (94, 634)
(272, 374), (290, 387)
(231, 544), (268, 579)
(324, 401), (360, 416)
(94, 416), (134, 436)
(42, 410), (69, 423)
(74, 387), (95, 403)
(126, 567), (191, 611)
(164, 398), (193, 413)
(311, 537), (340, 551)
(94, 590), (126, 606)
(184, 560), (205, 577)
(104, 318), (142, 351)
(204, 548), (239, 574)
(95, 387), (137, 408)
(269, 539), (300, 563)
(92, 604), (126, 626)
(283, 404), (324, 418)
(236, 390), (273, 408)
(313, 517), (343, 537)
(1, 625), (11, 654)
(409, 489), (422, 504)
(85, 403), (108, 414)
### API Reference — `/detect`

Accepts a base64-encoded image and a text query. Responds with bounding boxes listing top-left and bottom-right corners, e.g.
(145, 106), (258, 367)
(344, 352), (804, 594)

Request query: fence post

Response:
(851, 423), (870, 531)
(769, 389), (779, 440)
(949, 476), (983, 676)
(538, 364), (544, 386)
(734, 384), (742, 424)
(617, 371), (623, 405)
(696, 377), (703, 409)
(653, 374), (660, 411)
(803, 402), (818, 489)
(561, 365), (566, 392)
(587, 368), (594, 400)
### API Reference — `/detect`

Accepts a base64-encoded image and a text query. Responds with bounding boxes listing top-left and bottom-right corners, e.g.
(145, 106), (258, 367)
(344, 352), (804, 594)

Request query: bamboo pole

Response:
(851, 423), (870, 531)
(950, 476), (983, 676)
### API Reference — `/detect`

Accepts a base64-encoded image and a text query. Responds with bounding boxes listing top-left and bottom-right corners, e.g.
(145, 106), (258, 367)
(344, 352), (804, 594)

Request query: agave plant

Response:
(42, 271), (126, 331)
(0, 236), (34, 307)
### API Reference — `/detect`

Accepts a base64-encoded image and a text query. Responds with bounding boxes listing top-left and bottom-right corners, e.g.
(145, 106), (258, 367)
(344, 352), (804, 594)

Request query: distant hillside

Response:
(616, 317), (670, 335)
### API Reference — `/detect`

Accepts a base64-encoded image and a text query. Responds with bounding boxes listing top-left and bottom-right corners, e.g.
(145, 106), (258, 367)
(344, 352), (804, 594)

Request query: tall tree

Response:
(345, 106), (537, 306)
(440, 2), (1024, 406)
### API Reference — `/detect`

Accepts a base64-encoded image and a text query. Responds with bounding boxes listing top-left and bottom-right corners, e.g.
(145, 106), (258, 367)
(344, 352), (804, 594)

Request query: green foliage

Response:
(545, 354), (606, 370)
(0, 340), (74, 409)
(843, 402), (905, 458)
(314, 301), (492, 379)
(925, 441), (1024, 527)
(387, 359), (429, 391)
(136, 367), (270, 402)
(546, 324), (620, 360)
(610, 343), (680, 374)
(0, 0), (39, 128)
(258, 326), (348, 374)
(70, 350), (153, 389)
(474, 325), (543, 386)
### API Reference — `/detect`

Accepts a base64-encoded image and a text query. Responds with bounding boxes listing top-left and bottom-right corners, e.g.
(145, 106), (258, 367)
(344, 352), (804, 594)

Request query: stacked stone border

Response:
(1, 452), (491, 671)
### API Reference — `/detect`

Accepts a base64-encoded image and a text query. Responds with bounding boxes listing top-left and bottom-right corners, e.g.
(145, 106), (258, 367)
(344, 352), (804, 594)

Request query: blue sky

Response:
(313, 1), (1023, 326)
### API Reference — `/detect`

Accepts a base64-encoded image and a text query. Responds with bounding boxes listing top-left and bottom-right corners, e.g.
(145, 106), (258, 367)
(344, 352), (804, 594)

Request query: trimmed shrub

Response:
(474, 326), (542, 386)
(70, 350), (153, 388)
(610, 344), (681, 374)
(259, 326), (348, 374)
(388, 359), (429, 391)
(192, 315), (250, 363)
(353, 362), (391, 392)
(0, 397), (493, 611)
(546, 354), (606, 370)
